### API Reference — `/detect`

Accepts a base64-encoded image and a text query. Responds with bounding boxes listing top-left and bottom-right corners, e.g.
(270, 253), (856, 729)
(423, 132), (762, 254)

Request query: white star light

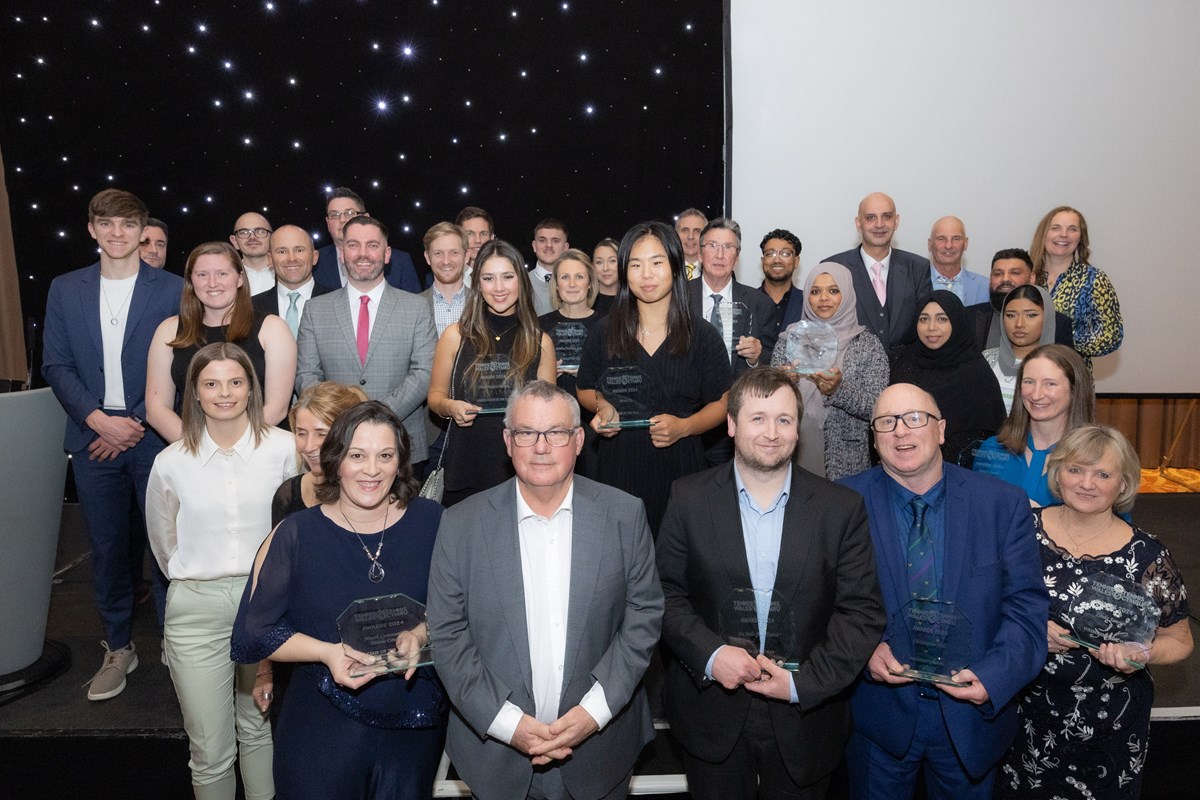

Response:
(465, 99), (471, 107)
(402, 225), (412, 233)
(142, 24), (150, 32)
(198, 24), (208, 33)
(243, 90), (254, 100)
(205, 196), (214, 203)
(402, 45), (414, 57)
(187, 46), (197, 54)
(224, 61), (233, 70)
(214, 99), (222, 107)
(511, 10), (518, 18)
(654, 67), (663, 75)
(182, 206), (190, 213)
(265, 2), (276, 11)
(398, 153), (407, 160)
(579, 53), (587, 62)
(498, 133), (507, 141)
(402, 94), (411, 103)
(685, 22), (693, 31)
(31, 203), (39, 210)
(57, 230), (67, 238)
(414, 200), (422, 208)
(288, 77), (297, 85)
(292, 140), (301, 149)
(372, 180), (380, 188)
(460, 186), (468, 194)
(242, 136), (252, 145)
(585, 105), (594, 115)
(372, 42), (380, 51)
(90, 19), (100, 28)
(377, 100), (388, 111)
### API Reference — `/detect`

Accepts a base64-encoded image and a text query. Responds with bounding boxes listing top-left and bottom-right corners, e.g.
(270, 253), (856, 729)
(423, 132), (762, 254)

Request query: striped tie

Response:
(907, 496), (935, 600)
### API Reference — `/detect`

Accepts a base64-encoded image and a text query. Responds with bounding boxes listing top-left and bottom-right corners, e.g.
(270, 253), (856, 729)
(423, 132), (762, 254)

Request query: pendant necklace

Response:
(342, 502), (389, 583)
(101, 283), (134, 326)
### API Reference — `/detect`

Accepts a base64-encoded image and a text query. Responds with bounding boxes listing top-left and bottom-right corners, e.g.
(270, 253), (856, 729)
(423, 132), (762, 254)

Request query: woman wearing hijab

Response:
(983, 285), (1057, 410)
(888, 290), (1006, 467)
(771, 262), (888, 480)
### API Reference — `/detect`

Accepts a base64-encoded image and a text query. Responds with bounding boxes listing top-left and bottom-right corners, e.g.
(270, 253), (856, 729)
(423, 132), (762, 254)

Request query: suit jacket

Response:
(837, 464), (1048, 779)
(686, 277), (780, 379)
(823, 248), (933, 348)
(313, 243), (424, 295)
(294, 285), (436, 460)
(965, 300), (1074, 352)
(42, 262), (183, 454)
(427, 476), (662, 800)
(250, 280), (335, 318)
(657, 464), (885, 786)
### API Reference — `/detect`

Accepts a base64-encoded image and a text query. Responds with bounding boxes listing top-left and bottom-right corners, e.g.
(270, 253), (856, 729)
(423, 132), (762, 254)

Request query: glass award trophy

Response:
(1061, 572), (1159, 668)
(729, 301), (755, 351)
(783, 321), (839, 375)
(466, 354), (512, 415)
(597, 365), (657, 429)
(718, 588), (800, 671)
(552, 321), (588, 372)
(887, 598), (972, 685)
(337, 593), (433, 678)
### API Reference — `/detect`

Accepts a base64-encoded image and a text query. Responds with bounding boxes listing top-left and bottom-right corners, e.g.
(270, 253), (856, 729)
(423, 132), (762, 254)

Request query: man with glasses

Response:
(428, 380), (663, 800)
(657, 368), (885, 799)
(825, 192), (932, 348)
(837, 383), (1047, 800)
(229, 211), (276, 295)
(313, 186), (422, 294)
(758, 228), (802, 330)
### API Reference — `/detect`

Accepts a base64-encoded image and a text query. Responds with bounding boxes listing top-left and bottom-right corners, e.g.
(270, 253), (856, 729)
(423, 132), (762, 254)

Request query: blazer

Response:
(686, 277), (780, 379)
(821, 247), (933, 349)
(294, 285), (437, 460)
(249, 280), (334, 317)
(837, 464), (1048, 779)
(965, 300), (1074, 352)
(657, 464), (885, 787)
(42, 262), (183, 454)
(427, 476), (662, 800)
(312, 243), (424, 295)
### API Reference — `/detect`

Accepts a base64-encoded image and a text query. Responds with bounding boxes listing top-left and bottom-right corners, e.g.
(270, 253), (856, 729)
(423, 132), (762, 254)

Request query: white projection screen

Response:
(728, 1), (1200, 393)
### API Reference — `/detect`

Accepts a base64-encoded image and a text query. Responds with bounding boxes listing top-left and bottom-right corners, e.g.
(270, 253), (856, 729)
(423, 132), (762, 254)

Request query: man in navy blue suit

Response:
(42, 189), (184, 701)
(808, 192), (933, 348)
(313, 186), (423, 293)
(838, 383), (1047, 799)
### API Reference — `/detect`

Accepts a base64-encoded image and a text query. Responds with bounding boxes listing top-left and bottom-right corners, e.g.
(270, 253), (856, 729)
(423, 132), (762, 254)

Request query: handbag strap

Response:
(435, 340), (465, 471)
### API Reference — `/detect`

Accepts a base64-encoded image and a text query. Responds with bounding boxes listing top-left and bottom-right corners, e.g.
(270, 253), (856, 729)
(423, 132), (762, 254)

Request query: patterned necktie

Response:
(709, 294), (723, 330)
(544, 273), (551, 283)
(871, 262), (887, 306)
(907, 496), (935, 600)
(686, 262), (698, 280)
(356, 295), (370, 364)
(285, 291), (300, 338)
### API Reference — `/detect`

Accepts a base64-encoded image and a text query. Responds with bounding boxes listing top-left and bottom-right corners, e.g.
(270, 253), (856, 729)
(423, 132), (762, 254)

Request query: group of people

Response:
(38, 185), (1183, 800)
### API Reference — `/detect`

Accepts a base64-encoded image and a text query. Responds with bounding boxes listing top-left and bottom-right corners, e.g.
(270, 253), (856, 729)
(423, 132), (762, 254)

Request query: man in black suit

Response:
(657, 368), (886, 799)
(823, 192), (932, 348)
(251, 225), (334, 335)
(313, 186), (423, 293)
(689, 217), (779, 464)
(966, 248), (1073, 351)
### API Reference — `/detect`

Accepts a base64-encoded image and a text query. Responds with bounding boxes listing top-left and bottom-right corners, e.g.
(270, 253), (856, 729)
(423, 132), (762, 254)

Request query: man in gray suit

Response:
(295, 215), (437, 462)
(428, 380), (663, 800)
(825, 192), (933, 348)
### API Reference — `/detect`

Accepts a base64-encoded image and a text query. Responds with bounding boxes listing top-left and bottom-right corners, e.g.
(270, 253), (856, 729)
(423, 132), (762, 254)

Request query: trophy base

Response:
(348, 654), (435, 679)
(889, 667), (963, 686)
(467, 408), (506, 416)
(600, 419), (653, 429)
(1060, 634), (1145, 668)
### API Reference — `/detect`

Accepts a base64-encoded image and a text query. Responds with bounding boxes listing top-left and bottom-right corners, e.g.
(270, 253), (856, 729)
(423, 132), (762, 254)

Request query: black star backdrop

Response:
(1, 0), (724, 327)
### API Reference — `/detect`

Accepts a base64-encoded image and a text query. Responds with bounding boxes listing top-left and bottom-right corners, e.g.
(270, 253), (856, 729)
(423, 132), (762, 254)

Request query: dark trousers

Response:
(70, 432), (164, 648)
(682, 695), (833, 800)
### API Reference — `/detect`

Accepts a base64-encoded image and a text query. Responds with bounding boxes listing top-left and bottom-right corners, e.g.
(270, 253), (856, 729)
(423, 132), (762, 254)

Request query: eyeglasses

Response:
(871, 410), (941, 433)
(762, 249), (795, 259)
(507, 428), (578, 447)
(233, 227), (272, 239)
(702, 242), (739, 254)
(326, 209), (366, 221)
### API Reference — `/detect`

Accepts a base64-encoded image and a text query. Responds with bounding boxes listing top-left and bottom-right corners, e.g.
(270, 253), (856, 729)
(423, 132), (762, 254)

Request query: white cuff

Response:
(579, 681), (613, 731)
(486, 700), (525, 744)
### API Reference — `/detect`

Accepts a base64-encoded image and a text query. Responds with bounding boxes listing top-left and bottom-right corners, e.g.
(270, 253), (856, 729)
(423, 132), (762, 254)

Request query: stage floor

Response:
(2, 496), (1199, 798)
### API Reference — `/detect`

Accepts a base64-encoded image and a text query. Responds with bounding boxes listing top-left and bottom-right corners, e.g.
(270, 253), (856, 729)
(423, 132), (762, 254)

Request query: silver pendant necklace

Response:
(101, 283), (134, 326)
(341, 502), (389, 583)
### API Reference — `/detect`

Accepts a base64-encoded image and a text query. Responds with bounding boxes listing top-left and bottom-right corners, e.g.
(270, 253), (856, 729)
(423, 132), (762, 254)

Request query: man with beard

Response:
(295, 216), (437, 464)
(656, 368), (885, 799)
(758, 228), (802, 334)
(965, 248), (1073, 351)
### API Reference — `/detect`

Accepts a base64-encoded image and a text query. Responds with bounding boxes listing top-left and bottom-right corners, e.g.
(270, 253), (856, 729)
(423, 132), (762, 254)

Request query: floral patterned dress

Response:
(998, 509), (1188, 799)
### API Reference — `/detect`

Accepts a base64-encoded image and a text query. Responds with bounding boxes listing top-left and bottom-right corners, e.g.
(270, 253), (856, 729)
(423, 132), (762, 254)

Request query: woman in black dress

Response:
(591, 237), (620, 317)
(576, 221), (732, 534)
(146, 241), (296, 443)
(888, 289), (1005, 467)
(427, 239), (557, 506)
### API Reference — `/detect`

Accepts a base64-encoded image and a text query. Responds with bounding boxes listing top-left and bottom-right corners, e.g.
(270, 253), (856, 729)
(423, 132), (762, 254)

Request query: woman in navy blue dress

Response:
(233, 401), (446, 800)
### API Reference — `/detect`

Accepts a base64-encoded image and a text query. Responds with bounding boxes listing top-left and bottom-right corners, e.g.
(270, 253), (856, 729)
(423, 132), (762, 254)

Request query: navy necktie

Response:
(907, 496), (935, 600)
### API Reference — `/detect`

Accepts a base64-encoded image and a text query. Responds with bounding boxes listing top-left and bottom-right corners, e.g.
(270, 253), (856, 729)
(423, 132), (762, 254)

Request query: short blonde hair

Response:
(1047, 425), (1140, 514)
(549, 249), (597, 310)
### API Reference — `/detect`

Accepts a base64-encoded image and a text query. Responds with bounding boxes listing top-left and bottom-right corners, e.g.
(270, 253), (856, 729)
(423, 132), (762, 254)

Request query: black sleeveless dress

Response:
(169, 311), (269, 413)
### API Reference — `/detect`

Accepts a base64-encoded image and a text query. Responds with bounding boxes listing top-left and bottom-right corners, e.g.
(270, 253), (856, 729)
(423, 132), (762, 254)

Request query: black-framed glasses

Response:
(326, 209), (366, 221)
(870, 410), (941, 433)
(507, 428), (578, 447)
(233, 227), (272, 239)
(762, 249), (796, 259)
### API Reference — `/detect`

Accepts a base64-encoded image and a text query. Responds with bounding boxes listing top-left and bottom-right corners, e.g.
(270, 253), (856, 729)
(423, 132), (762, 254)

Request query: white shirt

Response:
(146, 425), (297, 581)
(273, 278), (317, 319)
(347, 280), (386, 340)
(486, 482), (613, 742)
(701, 277), (735, 362)
(99, 273), (138, 409)
(244, 264), (277, 296)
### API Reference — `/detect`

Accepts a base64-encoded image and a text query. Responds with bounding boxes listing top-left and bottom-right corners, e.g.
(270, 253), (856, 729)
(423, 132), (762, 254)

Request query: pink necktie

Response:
(356, 295), (370, 364)
(871, 262), (887, 306)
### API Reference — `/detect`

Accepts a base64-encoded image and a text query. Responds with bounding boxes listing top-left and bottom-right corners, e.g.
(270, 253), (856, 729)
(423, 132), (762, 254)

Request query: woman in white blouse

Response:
(147, 342), (296, 800)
